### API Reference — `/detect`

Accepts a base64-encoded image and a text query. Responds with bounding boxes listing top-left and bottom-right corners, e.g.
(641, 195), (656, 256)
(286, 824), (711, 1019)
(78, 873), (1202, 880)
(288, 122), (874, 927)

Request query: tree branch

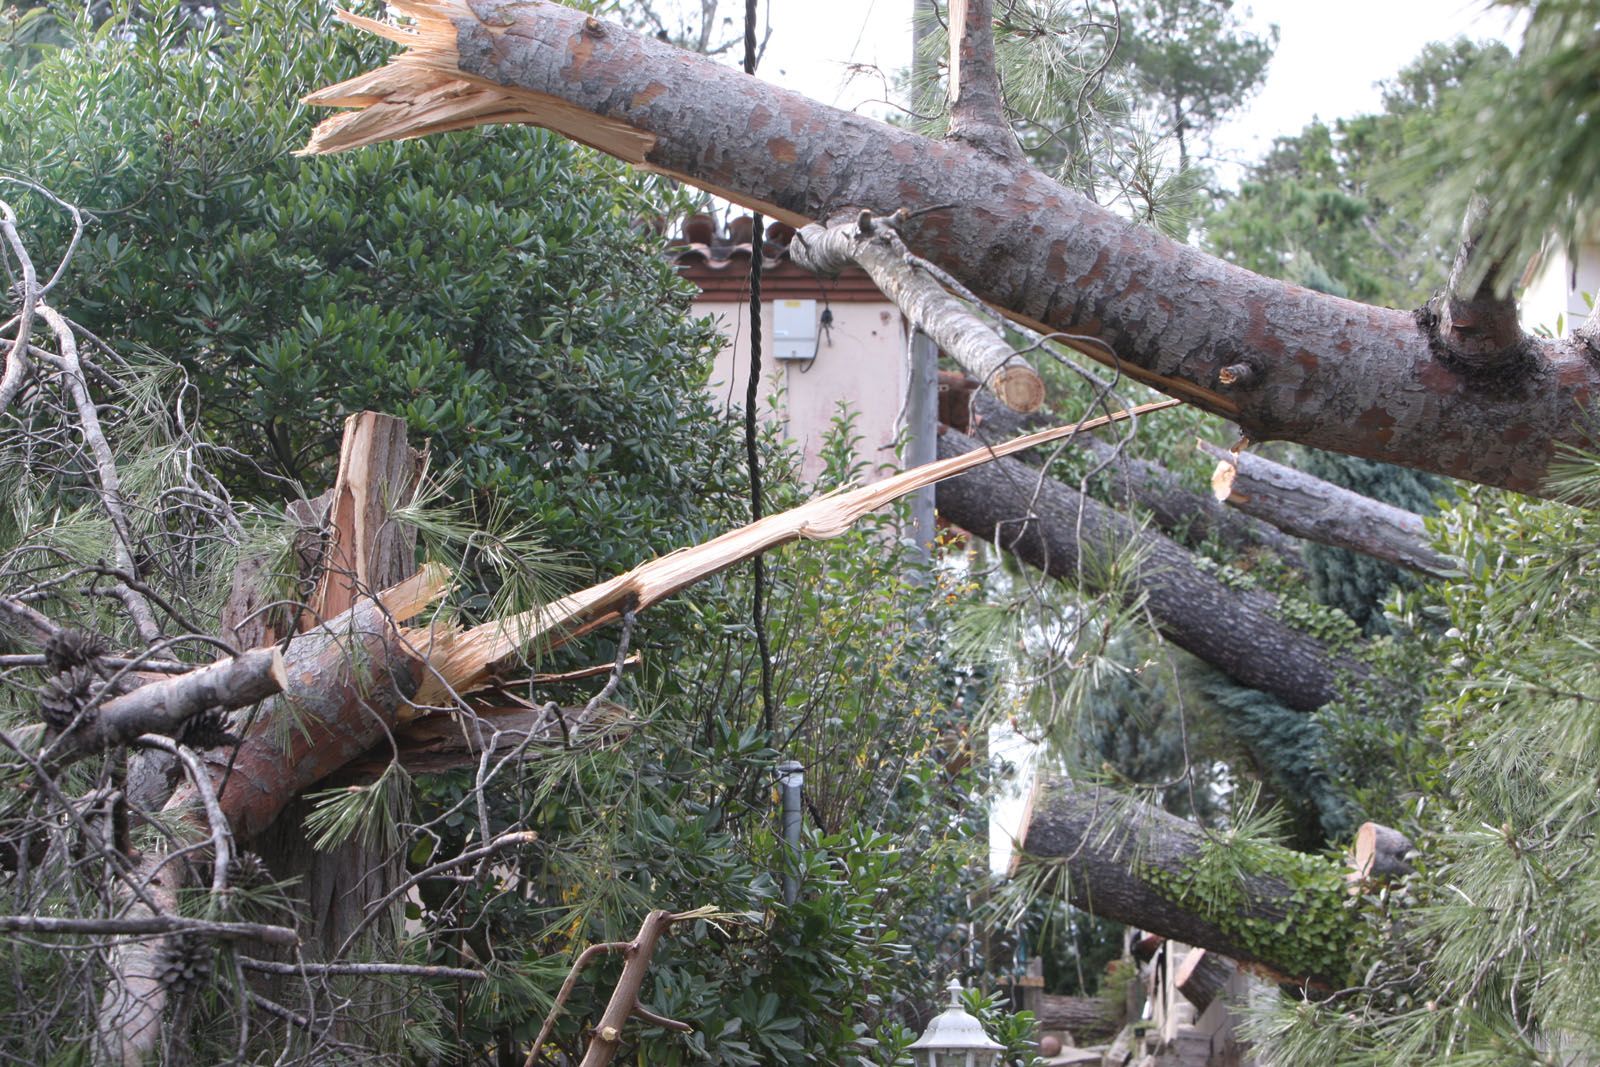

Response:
(789, 214), (1044, 410)
(303, 1), (1600, 496)
(946, 0), (1020, 159)
(40, 648), (287, 771)
(935, 429), (1362, 710)
(1200, 440), (1459, 578)
(1433, 196), (1524, 371)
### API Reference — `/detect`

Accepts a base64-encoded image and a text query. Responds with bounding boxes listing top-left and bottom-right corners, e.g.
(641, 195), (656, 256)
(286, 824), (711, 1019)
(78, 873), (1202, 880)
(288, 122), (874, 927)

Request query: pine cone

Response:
(177, 707), (240, 750)
(43, 628), (109, 673)
(231, 852), (271, 891)
(38, 666), (100, 732)
(157, 934), (212, 995)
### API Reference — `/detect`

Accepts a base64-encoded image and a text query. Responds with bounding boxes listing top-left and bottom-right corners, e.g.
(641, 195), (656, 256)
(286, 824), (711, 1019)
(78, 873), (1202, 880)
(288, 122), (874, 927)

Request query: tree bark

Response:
(788, 218), (1044, 410)
(1201, 440), (1457, 578)
(304, 0), (1600, 497)
(249, 412), (420, 1045)
(935, 430), (1360, 710)
(1019, 778), (1347, 983)
(41, 649), (286, 771)
(967, 390), (1307, 570)
(1173, 947), (1235, 1015)
(1034, 993), (1119, 1041)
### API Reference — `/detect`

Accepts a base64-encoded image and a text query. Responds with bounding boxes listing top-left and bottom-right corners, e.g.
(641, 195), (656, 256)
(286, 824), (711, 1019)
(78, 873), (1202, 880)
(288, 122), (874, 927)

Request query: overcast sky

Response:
(754, 0), (1524, 180)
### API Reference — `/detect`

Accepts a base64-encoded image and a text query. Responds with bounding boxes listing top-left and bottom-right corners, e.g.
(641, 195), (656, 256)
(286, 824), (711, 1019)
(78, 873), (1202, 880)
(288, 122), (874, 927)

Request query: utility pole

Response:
(905, 0), (940, 563)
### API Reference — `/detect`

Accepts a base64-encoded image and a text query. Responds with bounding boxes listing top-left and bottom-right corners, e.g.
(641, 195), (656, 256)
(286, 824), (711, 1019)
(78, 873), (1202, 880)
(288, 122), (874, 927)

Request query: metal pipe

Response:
(777, 760), (804, 906)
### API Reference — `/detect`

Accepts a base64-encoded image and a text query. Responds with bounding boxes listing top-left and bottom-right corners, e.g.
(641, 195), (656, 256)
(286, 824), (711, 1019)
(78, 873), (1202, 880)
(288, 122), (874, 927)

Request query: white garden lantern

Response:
(906, 979), (1005, 1067)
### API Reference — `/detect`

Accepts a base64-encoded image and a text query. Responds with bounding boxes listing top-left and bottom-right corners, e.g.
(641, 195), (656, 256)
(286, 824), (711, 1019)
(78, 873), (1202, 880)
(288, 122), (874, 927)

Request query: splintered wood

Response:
(403, 403), (1176, 706)
(300, 0), (656, 160)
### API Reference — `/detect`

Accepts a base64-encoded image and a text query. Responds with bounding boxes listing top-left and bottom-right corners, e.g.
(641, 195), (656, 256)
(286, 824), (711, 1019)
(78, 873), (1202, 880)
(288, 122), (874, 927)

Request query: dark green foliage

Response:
(1, 0), (743, 591)
(1195, 671), (1357, 846)
(1246, 459), (1600, 1063)
(0, 4), (1023, 1062)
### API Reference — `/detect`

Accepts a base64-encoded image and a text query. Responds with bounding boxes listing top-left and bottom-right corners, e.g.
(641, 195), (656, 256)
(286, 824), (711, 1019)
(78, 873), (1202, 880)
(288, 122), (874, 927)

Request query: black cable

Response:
(744, 0), (775, 737)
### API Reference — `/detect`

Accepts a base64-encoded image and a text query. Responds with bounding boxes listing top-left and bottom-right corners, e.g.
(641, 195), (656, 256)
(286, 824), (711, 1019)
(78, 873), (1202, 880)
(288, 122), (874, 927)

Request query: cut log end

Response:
(1351, 821), (1415, 884)
(990, 365), (1045, 413)
(265, 647), (290, 693)
(1209, 455), (1238, 502)
(1174, 948), (1236, 1015)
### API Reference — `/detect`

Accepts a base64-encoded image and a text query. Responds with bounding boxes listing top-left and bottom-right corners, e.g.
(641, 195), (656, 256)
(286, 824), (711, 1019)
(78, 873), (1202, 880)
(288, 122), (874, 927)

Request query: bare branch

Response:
(0, 913), (298, 945)
(40, 647), (287, 771)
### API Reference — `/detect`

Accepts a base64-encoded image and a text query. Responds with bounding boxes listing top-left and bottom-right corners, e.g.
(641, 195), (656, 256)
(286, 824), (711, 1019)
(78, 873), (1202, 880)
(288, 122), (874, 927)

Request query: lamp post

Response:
(906, 979), (1005, 1067)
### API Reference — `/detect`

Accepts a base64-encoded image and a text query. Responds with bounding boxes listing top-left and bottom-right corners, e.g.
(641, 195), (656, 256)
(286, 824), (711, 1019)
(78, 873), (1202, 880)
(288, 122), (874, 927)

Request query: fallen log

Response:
(1200, 440), (1458, 578)
(935, 430), (1361, 711)
(1173, 948), (1235, 1015)
(967, 391), (1307, 571)
(1350, 821), (1415, 886)
(1034, 992), (1119, 1041)
(1019, 778), (1352, 984)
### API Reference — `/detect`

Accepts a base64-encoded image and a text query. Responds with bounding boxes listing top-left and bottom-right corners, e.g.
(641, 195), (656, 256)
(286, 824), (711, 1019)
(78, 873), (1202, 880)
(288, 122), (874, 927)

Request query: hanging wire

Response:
(744, 0), (776, 736)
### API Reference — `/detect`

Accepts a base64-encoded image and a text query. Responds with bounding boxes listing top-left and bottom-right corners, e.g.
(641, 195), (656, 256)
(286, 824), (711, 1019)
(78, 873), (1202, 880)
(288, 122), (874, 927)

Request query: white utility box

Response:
(771, 299), (818, 361)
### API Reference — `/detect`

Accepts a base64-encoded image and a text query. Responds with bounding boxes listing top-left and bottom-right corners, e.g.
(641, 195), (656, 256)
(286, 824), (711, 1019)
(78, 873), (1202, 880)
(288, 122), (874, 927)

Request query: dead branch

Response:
(238, 958), (488, 981)
(0, 914), (298, 944)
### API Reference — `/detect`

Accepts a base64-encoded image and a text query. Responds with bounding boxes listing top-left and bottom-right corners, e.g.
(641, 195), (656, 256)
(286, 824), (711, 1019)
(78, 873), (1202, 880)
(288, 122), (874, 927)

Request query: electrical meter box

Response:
(771, 299), (818, 361)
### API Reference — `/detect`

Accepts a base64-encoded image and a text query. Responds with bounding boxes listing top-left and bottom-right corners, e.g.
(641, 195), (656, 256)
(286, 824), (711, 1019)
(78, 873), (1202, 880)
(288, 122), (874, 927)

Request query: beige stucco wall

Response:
(701, 298), (911, 486)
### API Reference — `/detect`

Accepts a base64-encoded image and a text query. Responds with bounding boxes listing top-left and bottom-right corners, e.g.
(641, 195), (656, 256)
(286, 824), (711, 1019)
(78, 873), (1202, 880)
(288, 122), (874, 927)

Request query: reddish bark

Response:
(305, 0), (1600, 496)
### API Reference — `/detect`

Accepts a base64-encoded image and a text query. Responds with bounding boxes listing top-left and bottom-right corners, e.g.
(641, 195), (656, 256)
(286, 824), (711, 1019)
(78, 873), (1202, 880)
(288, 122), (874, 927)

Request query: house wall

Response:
(1520, 240), (1600, 335)
(701, 298), (911, 486)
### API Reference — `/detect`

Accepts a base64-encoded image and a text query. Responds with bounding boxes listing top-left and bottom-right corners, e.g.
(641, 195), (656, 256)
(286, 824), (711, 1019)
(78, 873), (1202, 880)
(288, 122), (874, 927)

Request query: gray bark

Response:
(1173, 947), (1235, 1015)
(1021, 778), (1340, 982)
(935, 430), (1360, 710)
(42, 649), (286, 771)
(1201, 440), (1458, 578)
(968, 391), (1307, 570)
(1035, 993), (1119, 1041)
(789, 218), (1044, 410)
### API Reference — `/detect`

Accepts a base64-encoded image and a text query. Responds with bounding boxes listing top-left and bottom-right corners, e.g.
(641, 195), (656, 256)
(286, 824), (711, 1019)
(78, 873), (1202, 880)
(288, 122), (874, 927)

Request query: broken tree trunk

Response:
(96, 570), (444, 1066)
(1200, 440), (1458, 578)
(92, 411), (1148, 1064)
(250, 412), (422, 1040)
(1019, 778), (1350, 984)
(935, 430), (1360, 710)
(302, 0), (1600, 497)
